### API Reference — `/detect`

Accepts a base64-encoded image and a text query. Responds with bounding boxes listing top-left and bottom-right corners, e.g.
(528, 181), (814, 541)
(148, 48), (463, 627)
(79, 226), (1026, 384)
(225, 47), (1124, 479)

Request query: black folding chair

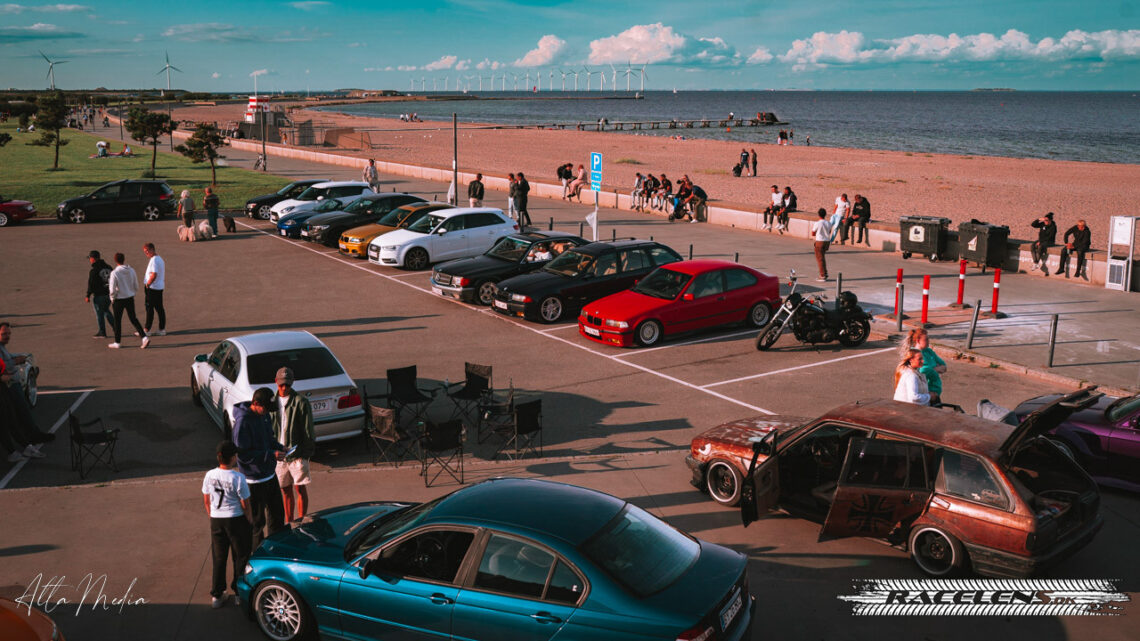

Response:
(417, 419), (464, 487)
(384, 366), (436, 428)
(490, 399), (543, 461)
(477, 383), (515, 444)
(446, 362), (492, 426)
(68, 412), (119, 479)
(363, 386), (410, 467)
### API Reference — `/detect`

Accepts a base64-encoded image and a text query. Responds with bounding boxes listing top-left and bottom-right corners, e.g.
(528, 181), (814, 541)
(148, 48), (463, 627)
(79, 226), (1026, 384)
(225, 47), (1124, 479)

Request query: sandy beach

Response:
(172, 100), (1140, 247)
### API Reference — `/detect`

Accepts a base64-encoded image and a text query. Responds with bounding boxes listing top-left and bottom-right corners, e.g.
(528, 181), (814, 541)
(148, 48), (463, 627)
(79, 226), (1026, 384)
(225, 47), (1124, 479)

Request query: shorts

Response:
(276, 458), (311, 487)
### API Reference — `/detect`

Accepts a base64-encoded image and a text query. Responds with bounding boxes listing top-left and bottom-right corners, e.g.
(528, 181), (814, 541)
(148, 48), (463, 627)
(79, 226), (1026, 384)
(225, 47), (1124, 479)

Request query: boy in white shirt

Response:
(202, 440), (252, 609)
(810, 208), (833, 282)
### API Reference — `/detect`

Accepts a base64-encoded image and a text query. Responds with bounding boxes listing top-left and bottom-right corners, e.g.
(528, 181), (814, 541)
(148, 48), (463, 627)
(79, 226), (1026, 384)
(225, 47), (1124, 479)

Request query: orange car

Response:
(0, 598), (64, 641)
(338, 202), (452, 258)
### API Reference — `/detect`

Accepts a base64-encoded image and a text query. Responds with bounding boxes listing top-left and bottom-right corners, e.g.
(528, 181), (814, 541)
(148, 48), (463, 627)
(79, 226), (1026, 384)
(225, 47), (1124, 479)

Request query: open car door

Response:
(741, 431), (780, 527)
(820, 438), (931, 541)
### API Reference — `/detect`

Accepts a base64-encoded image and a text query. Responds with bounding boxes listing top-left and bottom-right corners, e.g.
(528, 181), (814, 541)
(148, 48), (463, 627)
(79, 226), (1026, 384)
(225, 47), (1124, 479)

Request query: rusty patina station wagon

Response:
(686, 391), (1104, 577)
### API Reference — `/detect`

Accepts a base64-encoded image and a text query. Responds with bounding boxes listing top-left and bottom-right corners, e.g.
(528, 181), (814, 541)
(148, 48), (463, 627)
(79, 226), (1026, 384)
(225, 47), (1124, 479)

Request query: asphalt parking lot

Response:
(2, 166), (1137, 641)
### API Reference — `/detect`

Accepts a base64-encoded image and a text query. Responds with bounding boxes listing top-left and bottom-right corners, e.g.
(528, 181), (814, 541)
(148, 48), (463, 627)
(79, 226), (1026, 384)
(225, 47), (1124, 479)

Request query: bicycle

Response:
(253, 154), (266, 171)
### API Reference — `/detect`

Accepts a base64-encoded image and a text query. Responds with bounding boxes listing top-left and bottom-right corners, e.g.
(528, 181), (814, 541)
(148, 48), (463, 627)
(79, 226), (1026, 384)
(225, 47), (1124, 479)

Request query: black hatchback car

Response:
(57, 180), (175, 224)
(302, 193), (426, 246)
(245, 179), (329, 219)
(431, 231), (588, 305)
(492, 239), (683, 322)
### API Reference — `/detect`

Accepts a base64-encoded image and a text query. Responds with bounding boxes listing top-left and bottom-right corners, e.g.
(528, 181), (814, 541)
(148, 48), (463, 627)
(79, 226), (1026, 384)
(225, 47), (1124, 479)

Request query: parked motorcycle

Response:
(755, 270), (872, 350)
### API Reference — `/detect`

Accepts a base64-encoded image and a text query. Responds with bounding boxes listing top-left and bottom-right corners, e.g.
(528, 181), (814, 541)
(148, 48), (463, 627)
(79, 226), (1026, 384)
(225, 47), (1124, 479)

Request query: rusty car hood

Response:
(692, 415), (809, 467)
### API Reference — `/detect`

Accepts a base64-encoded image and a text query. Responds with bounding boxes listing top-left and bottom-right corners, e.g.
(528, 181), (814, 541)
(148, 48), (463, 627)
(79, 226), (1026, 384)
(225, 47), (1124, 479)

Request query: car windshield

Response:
(580, 503), (699, 597)
(1107, 394), (1140, 423)
(407, 213), (445, 234)
(342, 198), (376, 214)
(278, 182), (307, 196)
(344, 495), (446, 560)
(246, 347), (345, 385)
(378, 207), (414, 227)
(544, 250), (594, 277)
(487, 236), (531, 262)
(295, 187), (328, 201)
(632, 267), (691, 299)
(314, 198), (344, 213)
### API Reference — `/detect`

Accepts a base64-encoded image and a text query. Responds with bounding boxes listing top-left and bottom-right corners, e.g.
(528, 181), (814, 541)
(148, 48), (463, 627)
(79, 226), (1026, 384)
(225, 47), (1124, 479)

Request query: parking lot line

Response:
(35, 388), (96, 396)
(702, 347), (896, 388)
(539, 324), (582, 333)
(612, 329), (758, 358)
(238, 220), (774, 415)
(0, 389), (91, 489)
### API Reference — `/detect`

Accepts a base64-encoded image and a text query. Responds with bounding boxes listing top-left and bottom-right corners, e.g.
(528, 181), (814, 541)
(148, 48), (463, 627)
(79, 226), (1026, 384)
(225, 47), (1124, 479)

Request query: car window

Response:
(120, 183), (142, 200)
(94, 184), (121, 200)
(488, 236), (531, 261)
(781, 422), (870, 474)
(208, 342), (229, 368)
(545, 250), (594, 277)
(245, 347), (345, 385)
(378, 206), (415, 227)
(476, 212), (508, 227)
(580, 503), (698, 597)
(632, 267), (690, 299)
(443, 215), (468, 232)
(592, 252), (618, 276)
(281, 183), (307, 197)
(648, 246), (682, 266)
(688, 271), (725, 299)
(936, 450), (1008, 509)
(380, 529), (475, 584)
(725, 269), (758, 291)
(409, 213), (446, 233)
(473, 533), (555, 599)
(546, 561), (585, 605)
(343, 198), (378, 214)
(618, 249), (651, 272)
(218, 346), (241, 383)
(329, 186), (362, 198)
(524, 241), (555, 263)
(842, 438), (927, 489)
(1107, 395), (1140, 423)
(296, 187), (327, 201)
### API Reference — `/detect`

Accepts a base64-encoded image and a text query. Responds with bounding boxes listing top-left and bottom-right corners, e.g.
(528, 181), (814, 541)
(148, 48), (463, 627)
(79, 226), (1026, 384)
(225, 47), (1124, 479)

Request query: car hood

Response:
(1000, 388), (1103, 459)
(256, 501), (412, 565)
(436, 254), (516, 279)
(497, 269), (571, 295)
(371, 227), (426, 247)
(2, 199), (33, 207)
(692, 415), (808, 462)
(304, 211), (362, 226)
(277, 210), (324, 225)
(343, 222), (397, 240)
(583, 289), (672, 320)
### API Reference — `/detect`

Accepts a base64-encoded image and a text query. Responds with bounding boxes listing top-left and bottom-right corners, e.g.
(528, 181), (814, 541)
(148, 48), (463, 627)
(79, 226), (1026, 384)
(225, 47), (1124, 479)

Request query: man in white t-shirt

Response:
(811, 208), (833, 282)
(142, 243), (166, 337)
(832, 194), (850, 244)
(762, 185), (782, 230)
(202, 440), (252, 609)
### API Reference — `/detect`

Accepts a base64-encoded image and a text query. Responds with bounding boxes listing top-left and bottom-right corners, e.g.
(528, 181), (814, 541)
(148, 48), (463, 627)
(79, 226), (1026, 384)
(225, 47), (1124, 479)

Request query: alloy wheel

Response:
(142, 205), (161, 221)
(68, 208), (86, 223)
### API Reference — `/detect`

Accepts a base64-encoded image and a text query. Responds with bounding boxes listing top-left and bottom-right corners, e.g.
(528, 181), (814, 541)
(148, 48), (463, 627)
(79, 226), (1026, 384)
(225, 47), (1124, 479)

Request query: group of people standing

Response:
(1030, 212), (1092, 279)
(86, 245), (166, 348)
(894, 328), (948, 407)
(733, 148), (758, 177)
(176, 186), (223, 235)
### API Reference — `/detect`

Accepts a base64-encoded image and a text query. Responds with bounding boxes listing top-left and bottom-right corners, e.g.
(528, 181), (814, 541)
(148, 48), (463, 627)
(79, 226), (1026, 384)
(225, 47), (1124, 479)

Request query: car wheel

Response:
(190, 373), (203, 407)
(705, 459), (743, 506)
(747, 302), (773, 328)
(476, 280), (497, 306)
(257, 204), (273, 220)
(635, 320), (663, 346)
(538, 296), (564, 323)
(909, 526), (965, 577)
(24, 368), (38, 407)
(404, 247), (430, 271)
(0, 212), (9, 227)
(142, 204), (162, 221)
(67, 207), (87, 224)
(253, 581), (314, 641)
(837, 318), (871, 347)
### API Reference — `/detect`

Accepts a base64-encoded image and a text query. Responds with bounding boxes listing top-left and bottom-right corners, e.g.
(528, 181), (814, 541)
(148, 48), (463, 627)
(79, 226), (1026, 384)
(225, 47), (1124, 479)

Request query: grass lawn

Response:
(0, 122), (289, 216)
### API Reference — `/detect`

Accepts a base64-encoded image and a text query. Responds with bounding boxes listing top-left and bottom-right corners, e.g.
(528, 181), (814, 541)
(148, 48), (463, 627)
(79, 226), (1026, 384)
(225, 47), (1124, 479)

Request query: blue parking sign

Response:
(590, 152), (602, 186)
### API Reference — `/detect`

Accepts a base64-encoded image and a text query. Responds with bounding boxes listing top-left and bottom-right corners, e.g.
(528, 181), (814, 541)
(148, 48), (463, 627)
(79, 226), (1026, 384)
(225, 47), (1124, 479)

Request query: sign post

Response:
(585, 151), (602, 241)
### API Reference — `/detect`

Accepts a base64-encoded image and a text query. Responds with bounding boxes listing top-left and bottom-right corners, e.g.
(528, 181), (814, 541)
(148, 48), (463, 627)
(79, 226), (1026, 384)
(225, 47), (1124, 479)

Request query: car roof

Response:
(572, 239), (662, 255)
(510, 231), (584, 242)
(357, 193), (424, 202)
(424, 478), (624, 545)
(817, 399), (1016, 459)
(660, 260), (756, 275)
(227, 331), (326, 355)
(311, 181), (370, 189)
(425, 207), (507, 219)
(399, 201), (451, 212)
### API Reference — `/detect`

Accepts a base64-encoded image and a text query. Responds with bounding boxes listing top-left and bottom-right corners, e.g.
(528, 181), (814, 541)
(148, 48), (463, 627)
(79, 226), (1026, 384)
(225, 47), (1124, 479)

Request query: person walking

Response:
(274, 367), (314, 523)
(362, 159), (380, 193)
(201, 440), (252, 609)
(1030, 212), (1057, 275)
(232, 387), (286, 547)
(558, 163), (573, 200)
(142, 243), (166, 337)
(750, 148), (758, 179)
(851, 194), (871, 247)
(108, 252), (148, 349)
(203, 187), (221, 235)
(506, 173), (518, 221)
(893, 349), (931, 406)
(1057, 219), (1091, 279)
(811, 208), (832, 282)
(85, 250), (115, 339)
(467, 173), (484, 207)
(515, 172), (531, 228)
(177, 190), (196, 228)
(900, 328), (946, 405)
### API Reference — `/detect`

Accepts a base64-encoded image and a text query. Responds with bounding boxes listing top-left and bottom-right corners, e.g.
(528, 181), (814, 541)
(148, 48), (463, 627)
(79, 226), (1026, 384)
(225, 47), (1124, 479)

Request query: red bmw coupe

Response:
(578, 260), (780, 347)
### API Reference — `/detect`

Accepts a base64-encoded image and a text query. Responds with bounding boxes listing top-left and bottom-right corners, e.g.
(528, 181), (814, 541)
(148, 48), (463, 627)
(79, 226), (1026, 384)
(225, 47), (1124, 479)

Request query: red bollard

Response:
(894, 268), (903, 317)
(982, 268), (1006, 318)
(951, 259), (967, 308)
(921, 275), (931, 325)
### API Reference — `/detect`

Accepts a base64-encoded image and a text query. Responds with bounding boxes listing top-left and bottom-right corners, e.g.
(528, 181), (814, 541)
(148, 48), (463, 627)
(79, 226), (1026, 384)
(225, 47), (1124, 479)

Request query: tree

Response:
(125, 106), (177, 175)
(0, 133), (11, 147)
(28, 91), (69, 169)
(175, 123), (226, 185)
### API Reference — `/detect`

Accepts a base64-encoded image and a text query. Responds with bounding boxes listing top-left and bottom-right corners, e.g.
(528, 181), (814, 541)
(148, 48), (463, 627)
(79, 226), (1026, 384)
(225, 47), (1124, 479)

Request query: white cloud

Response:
(455, 59), (471, 70)
(423, 55), (457, 71)
(475, 58), (503, 70)
(249, 68), (270, 77)
(211, 72), (220, 78)
(0, 4), (91, 13)
(780, 30), (871, 69)
(514, 34), (566, 67)
(346, 42), (364, 48)
(162, 22), (326, 43)
(0, 21), (83, 39)
(746, 46), (773, 64)
(397, 64), (417, 71)
(288, 1), (328, 9)
(588, 23), (740, 66)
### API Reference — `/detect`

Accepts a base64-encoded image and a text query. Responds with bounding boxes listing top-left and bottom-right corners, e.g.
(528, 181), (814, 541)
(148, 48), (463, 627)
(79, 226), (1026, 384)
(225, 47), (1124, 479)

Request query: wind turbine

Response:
(638, 64), (648, 92)
(157, 51), (182, 93)
(610, 63), (618, 91)
(624, 61), (634, 91)
(524, 71), (530, 90)
(557, 69), (568, 91)
(39, 51), (68, 90)
(581, 65), (593, 91)
(510, 72), (520, 91)
(549, 69), (554, 92)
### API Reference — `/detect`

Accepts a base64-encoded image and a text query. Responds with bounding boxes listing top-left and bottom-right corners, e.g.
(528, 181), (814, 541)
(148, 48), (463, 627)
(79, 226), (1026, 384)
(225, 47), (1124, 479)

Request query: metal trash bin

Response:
(899, 216), (951, 262)
(958, 220), (1010, 269)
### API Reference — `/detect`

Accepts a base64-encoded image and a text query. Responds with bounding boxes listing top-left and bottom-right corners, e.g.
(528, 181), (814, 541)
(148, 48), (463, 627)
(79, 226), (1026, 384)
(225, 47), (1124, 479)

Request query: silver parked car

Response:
(190, 331), (363, 441)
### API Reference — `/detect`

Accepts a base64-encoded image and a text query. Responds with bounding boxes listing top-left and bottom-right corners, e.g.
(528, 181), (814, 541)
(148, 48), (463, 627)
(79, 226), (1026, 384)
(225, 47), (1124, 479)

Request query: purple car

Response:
(1014, 392), (1140, 492)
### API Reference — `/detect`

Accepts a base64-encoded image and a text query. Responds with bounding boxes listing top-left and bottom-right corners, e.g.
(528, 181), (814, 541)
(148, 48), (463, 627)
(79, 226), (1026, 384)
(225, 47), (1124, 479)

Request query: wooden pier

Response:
(540, 116), (785, 132)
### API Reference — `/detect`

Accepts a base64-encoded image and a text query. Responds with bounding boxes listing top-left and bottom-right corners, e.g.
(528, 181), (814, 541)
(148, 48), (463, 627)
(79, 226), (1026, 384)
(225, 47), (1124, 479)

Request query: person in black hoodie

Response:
(231, 387), (287, 548)
(1030, 212), (1057, 275)
(85, 250), (115, 338)
(1056, 219), (1092, 279)
(515, 172), (531, 228)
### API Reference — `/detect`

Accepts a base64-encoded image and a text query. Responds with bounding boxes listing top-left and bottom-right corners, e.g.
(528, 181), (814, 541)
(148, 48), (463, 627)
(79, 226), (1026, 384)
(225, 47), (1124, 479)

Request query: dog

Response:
(196, 221), (216, 240)
(176, 224), (194, 242)
(222, 215), (236, 233)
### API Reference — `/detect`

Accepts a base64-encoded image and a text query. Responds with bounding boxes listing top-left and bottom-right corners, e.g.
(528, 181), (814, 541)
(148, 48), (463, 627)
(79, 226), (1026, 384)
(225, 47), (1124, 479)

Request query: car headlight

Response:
(244, 563), (254, 575)
(345, 237), (360, 244)
(382, 245), (398, 251)
(312, 224), (328, 231)
(58, 203), (66, 209)
(510, 293), (530, 303)
(25, 204), (35, 211)
(604, 319), (629, 329)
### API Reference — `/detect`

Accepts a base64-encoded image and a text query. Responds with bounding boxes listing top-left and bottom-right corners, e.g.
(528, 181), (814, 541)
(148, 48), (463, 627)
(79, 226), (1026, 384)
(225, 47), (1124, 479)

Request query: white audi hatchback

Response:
(367, 207), (518, 270)
(190, 331), (363, 441)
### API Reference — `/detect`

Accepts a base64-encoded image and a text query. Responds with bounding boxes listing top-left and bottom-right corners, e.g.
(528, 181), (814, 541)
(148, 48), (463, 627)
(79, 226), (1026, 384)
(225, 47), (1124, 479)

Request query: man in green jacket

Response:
(273, 367), (315, 522)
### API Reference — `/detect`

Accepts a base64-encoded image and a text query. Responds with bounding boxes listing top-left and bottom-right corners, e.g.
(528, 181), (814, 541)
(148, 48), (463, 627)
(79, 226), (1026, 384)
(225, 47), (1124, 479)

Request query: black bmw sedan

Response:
(431, 231), (588, 305)
(303, 193), (426, 246)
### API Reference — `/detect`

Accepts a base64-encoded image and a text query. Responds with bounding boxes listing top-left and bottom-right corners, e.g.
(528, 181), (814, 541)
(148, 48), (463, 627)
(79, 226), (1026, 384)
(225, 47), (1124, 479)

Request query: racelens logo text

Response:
(839, 579), (1129, 616)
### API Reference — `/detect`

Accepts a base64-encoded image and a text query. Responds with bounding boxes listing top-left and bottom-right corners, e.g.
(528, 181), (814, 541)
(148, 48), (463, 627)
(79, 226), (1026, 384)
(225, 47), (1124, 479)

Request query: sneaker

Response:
(690, 219), (698, 224)
(156, 330), (166, 336)
(108, 342), (121, 349)
(141, 336), (150, 349)
(23, 445), (45, 459)
(816, 277), (828, 282)
(232, 595), (241, 606)
(7, 450), (27, 462)
(133, 331), (141, 337)
(211, 597), (224, 609)
(92, 333), (107, 339)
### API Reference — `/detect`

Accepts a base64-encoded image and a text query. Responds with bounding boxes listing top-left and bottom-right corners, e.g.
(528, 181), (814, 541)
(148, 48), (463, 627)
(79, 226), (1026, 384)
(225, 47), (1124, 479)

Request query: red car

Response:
(578, 260), (780, 347)
(0, 196), (37, 227)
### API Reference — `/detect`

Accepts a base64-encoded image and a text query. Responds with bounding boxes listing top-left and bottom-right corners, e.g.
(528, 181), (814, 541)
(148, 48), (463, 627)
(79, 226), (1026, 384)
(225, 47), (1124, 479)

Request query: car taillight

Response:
(676, 624), (715, 641)
(512, 224), (519, 230)
(338, 393), (362, 409)
(158, 193), (171, 200)
(453, 276), (470, 287)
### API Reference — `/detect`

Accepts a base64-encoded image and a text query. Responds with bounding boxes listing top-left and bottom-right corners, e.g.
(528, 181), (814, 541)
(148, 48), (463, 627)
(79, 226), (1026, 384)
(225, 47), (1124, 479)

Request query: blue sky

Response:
(1, 1), (1137, 91)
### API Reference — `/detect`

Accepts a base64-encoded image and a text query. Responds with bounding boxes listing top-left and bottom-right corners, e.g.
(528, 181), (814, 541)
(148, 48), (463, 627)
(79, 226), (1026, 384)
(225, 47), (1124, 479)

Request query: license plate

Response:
(301, 230), (310, 237)
(339, 243), (347, 250)
(583, 325), (600, 336)
(279, 229), (287, 236)
(720, 589), (743, 631)
(310, 399), (330, 413)
(431, 287), (443, 296)
(493, 300), (508, 310)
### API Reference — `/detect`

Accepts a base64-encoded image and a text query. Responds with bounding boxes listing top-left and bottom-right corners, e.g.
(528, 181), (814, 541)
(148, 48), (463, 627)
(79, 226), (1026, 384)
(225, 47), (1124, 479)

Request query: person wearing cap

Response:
(202, 440), (252, 609)
(273, 367), (314, 522)
(1030, 212), (1057, 275)
(231, 387), (286, 547)
(85, 250), (115, 339)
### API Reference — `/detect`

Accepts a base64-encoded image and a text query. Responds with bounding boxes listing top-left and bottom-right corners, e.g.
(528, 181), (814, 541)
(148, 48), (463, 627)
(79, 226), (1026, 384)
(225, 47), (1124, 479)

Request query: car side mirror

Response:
(317, 196), (325, 200)
(682, 293), (694, 301)
(436, 228), (447, 235)
(358, 559), (372, 579)
(194, 354), (208, 363)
